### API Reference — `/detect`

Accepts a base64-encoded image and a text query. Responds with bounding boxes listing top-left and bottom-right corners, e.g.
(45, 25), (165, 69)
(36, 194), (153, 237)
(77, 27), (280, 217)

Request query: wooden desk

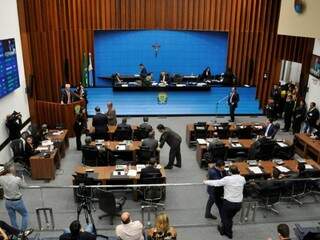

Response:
(186, 122), (265, 147)
(90, 125), (138, 140)
(294, 133), (320, 163)
(196, 139), (254, 166)
(74, 165), (166, 200)
(30, 149), (60, 180)
(46, 130), (69, 158)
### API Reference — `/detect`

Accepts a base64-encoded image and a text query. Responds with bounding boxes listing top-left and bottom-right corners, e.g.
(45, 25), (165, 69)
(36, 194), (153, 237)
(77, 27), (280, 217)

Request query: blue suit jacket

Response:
(207, 167), (226, 196)
(265, 123), (276, 138)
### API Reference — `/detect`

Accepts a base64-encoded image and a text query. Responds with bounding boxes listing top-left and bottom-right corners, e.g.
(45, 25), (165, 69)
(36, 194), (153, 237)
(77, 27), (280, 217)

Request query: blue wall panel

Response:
(94, 30), (228, 86)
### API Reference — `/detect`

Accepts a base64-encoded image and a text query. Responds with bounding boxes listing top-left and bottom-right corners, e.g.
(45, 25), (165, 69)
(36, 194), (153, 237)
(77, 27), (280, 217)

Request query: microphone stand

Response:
(213, 95), (229, 123)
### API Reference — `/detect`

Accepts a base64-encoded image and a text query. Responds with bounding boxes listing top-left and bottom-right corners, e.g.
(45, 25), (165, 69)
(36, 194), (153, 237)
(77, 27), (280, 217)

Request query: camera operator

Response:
(5, 111), (22, 140)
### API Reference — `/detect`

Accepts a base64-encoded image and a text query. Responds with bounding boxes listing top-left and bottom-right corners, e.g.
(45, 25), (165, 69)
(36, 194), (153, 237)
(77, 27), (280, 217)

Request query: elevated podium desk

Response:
(35, 99), (86, 137)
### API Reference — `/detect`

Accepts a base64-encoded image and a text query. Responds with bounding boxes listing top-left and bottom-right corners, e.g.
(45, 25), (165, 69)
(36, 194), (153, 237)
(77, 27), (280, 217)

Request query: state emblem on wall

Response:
(157, 92), (168, 104)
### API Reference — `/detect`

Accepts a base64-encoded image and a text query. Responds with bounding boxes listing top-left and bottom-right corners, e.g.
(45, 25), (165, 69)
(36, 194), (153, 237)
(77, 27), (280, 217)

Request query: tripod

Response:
(76, 185), (97, 234)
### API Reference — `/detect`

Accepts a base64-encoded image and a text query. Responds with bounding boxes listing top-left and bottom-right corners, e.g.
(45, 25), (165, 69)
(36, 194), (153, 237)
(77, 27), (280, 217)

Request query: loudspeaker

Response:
(63, 58), (69, 84)
(25, 74), (34, 97)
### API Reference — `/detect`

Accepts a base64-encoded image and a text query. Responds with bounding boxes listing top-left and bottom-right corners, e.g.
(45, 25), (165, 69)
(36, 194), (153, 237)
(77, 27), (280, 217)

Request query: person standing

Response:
(73, 108), (87, 150)
(0, 163), (29, 230)
(270, 84), (281, 117)
(292, 99), (306, 134)
(282, 95), (295, 132)
(106, 102), (117, 126)
(228, 87), (240, 122)
(304, 102), (320, 134)
(204, 165), (246, 239)
(157, 124), (182, 169)
(92, 106), (108, 140)
(60, 83), (76, 104)
(205, 160), (226, 220)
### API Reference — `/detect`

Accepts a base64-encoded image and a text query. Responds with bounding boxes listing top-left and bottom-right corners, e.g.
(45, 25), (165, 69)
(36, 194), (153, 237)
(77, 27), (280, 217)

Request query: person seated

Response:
(139, 63), (147, 79)
(24, 136), (39, 166)
(141, 131), (159, 154)
(113, 72), (122, 85)
(115, 212), (144, 240)
(222, 67), (236, 86)
(59, 220), (96, 240)
(201, 67), (212, 81)
(139, 117), (153, 133)
(117, 117), (131, 130)
(0, 220), (33, 240)
(60, 83), (77, 104)
(140, 159), (161, 180)
(264, 118), (277, 138)
(159, 72), (169, 85)
(267, 223), (291, 240)
(289, 162), (309, 179)
(81, 136), (96, 150)
(147, 213), (177, 240)
(92, 106), (108, 140)
(142, 74), (153, 87)
(106, 101), (117, 126)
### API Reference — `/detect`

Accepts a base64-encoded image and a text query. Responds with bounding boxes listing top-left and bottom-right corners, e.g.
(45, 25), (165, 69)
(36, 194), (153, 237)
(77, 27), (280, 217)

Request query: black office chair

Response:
(134, 127), (151, 141)
(194, 122), (208, 139)
(294, 223), (320, 240)
(235, 126), (253, 139)
(114, 127), (133, 141)
(204, 142), (227, 166)
(273, 143), (294, 160)
(251, 138), (275, 160)
(215, 123), (230, 139)
(97, 189), (126, 225)
(10, 139), (31, 176)
(137, 146), (153, 164)
(93, 130), (108, 141)
(81, 146), (99, 166)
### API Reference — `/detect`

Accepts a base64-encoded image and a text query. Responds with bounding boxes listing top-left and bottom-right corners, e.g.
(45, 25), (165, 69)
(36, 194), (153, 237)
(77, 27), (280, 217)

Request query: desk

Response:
(46, 130), (69, 158)
(74, 165), (166, 200)
(186, 123), (265, 147)
(294, 133), (320, 163)
(90, 125), (138, 140)
(30, 149), (60, 180)
(196, 139), (254, 166)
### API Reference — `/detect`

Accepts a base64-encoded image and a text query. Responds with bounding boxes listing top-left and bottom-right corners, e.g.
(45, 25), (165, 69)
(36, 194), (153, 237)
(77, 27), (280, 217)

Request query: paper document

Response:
(276, 166), (290, 173)
(197, 139), (207, 145)
(248, 167), (263, 174)
(305, 164), (314, 170)
(136, 164), (146, 172)
(231, 143), (242, 148)
(277, 142), (288, 148)
(52, 131), (63, 135)
(127, 170), (137, 177)
(116, 145), (126, 150)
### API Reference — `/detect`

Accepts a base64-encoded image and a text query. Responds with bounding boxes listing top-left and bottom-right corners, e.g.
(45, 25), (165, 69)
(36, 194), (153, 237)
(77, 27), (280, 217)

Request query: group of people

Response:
(266, 83), (320, 134)
(58, 212), (177, 240)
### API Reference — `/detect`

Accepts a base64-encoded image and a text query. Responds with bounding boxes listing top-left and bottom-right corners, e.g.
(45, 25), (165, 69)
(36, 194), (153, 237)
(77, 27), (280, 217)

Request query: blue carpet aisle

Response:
(87, 87), (262, 116)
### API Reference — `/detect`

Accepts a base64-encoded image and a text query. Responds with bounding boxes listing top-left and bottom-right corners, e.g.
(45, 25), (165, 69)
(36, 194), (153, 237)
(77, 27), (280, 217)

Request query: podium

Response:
(35, 99), (86, 137)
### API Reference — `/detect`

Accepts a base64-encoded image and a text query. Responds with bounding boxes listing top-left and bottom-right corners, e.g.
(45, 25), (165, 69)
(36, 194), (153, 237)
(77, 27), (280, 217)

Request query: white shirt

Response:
(0, 174), (27, 199)
(116, 221), (144, 240)
(204, 174), (246, 203)
(265, 123), (272, 137)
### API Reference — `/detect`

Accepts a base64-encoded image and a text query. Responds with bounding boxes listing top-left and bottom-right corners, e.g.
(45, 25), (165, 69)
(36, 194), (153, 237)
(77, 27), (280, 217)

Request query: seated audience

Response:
(115, 212), (144, 240)
(147, 213), (177, 240)
(92, 106), (108, 140)
(24, 136), (39, 166)
(59, 220), (96, 240)
(139, 117), (152, 133)
(118, 118), (131, 130)
(140, 159), (161, 180)
(106, 101), (117, 126)
(0, 220), (33, 240)
(267, 223), (291, 240)
(141, 131), (159, 154)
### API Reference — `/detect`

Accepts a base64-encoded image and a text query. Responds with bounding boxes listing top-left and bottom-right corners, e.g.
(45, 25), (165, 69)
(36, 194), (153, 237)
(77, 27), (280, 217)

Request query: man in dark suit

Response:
(205, 160), (226, 220)
(282, 95), (295, 132)
(304, 102), (320, 134)
(60, 83), (77, 104)
(59, 220), (96, 240)
(270, 84), (281, 117)
(92, 106), (108, 140)
(228, 87), (240, 122)
(117, 118), (131, 130)
(140, 159), (161, 180)
(141, 131), (158, 154)
(157, 124), (182, 169)
(264, 118), (277, 138)
(139, 117), (152, 133)
(139, 63), (147, 79)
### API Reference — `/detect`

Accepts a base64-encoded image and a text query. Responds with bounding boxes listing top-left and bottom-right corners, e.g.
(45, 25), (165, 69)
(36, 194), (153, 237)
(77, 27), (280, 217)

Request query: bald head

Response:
(121, 212), (131, 224)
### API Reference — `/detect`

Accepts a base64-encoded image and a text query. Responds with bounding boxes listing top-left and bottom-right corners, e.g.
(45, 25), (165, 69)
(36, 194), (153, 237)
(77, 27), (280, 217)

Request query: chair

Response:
(207, 142), (227, 163)
(235, 126), (252, 139)
(270, 123), (280, 139)
(134, 127), (150, 141)
(273, 143), (294, 160)
(97, 189), (126, 225)
(82, 146), (99, 166)
(137, 146), (153, 164)
(10, 139), (31, 176)
(256, 181), (282, 217)
(194, 122), (208, 139)
(253, 139), (275, 160)
(114, 127), (133, 141)
(216, 123), (230, 139)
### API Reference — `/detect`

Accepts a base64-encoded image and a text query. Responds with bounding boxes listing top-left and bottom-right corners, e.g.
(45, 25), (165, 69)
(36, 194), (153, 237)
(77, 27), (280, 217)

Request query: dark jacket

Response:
(228, 92), (240, 108)
(140, 67), (147, 78)
(106, 109), (117, 126)
(117, 123), (131, 130)
(139, 122), (153, 132)
(60, 89), (77, 104)
(59, 232), (96, 240)
(92, 112), (108, 134)
(159, 128), (182, 148)
(207, 167), (226, 196)
(306, 107), (320, 127)
(73, 113), (86, 135)
(201, 69), (212, 80)
(24, 142), (39, 160)
(294, 105), (306, 122)
(270, 88), (281, 103)
(264, 123), (277, 138)
(141, 137), (158, 153)
(283, 100), (295, 117)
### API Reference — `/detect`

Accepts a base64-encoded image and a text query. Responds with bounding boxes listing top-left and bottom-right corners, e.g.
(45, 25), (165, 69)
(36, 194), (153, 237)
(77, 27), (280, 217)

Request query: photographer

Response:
(5, 111), (22, 140)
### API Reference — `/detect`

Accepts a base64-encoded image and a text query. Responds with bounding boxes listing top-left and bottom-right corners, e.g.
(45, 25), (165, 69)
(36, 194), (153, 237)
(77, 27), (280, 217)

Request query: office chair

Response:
(134, 127), (150, 141)
(97, 189), (126, 225)
(194, 122), (208, 139)
(10, 139), (31, 176)
(256, 181), (282, 217)
(81, 146), (99, 166)
(206, 143), (227, 163)
(138, 146), (153, 164)
(253, 139), (275, 160)
(270, 123), (280, 139)
(235, 126), (253, 139)
(273, 143), (294, 160)
(140, 176), (165, 227)
(216, 123), (230, 139)
(93, 131), (108, 141)
(114, 127), (133, 141)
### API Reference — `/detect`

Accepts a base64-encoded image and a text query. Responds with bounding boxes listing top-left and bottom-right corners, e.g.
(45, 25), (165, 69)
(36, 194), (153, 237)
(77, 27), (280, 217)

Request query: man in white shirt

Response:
(204, 165), (246, 239)
(115, 212), (144, 240)
(0, 163), (28, 230)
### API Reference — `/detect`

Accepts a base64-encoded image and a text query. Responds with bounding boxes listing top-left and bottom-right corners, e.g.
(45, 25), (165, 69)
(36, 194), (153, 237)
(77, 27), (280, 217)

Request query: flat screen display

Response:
(0, 38), (20, 98)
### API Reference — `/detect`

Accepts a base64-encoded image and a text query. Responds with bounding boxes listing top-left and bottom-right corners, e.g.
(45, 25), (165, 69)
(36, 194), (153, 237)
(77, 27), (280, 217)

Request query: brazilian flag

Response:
(81, 52), (88, 87)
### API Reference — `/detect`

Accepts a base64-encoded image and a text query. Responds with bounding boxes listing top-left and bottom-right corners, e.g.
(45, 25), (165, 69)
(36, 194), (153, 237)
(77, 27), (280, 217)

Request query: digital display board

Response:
(0, 38), (20, 98)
